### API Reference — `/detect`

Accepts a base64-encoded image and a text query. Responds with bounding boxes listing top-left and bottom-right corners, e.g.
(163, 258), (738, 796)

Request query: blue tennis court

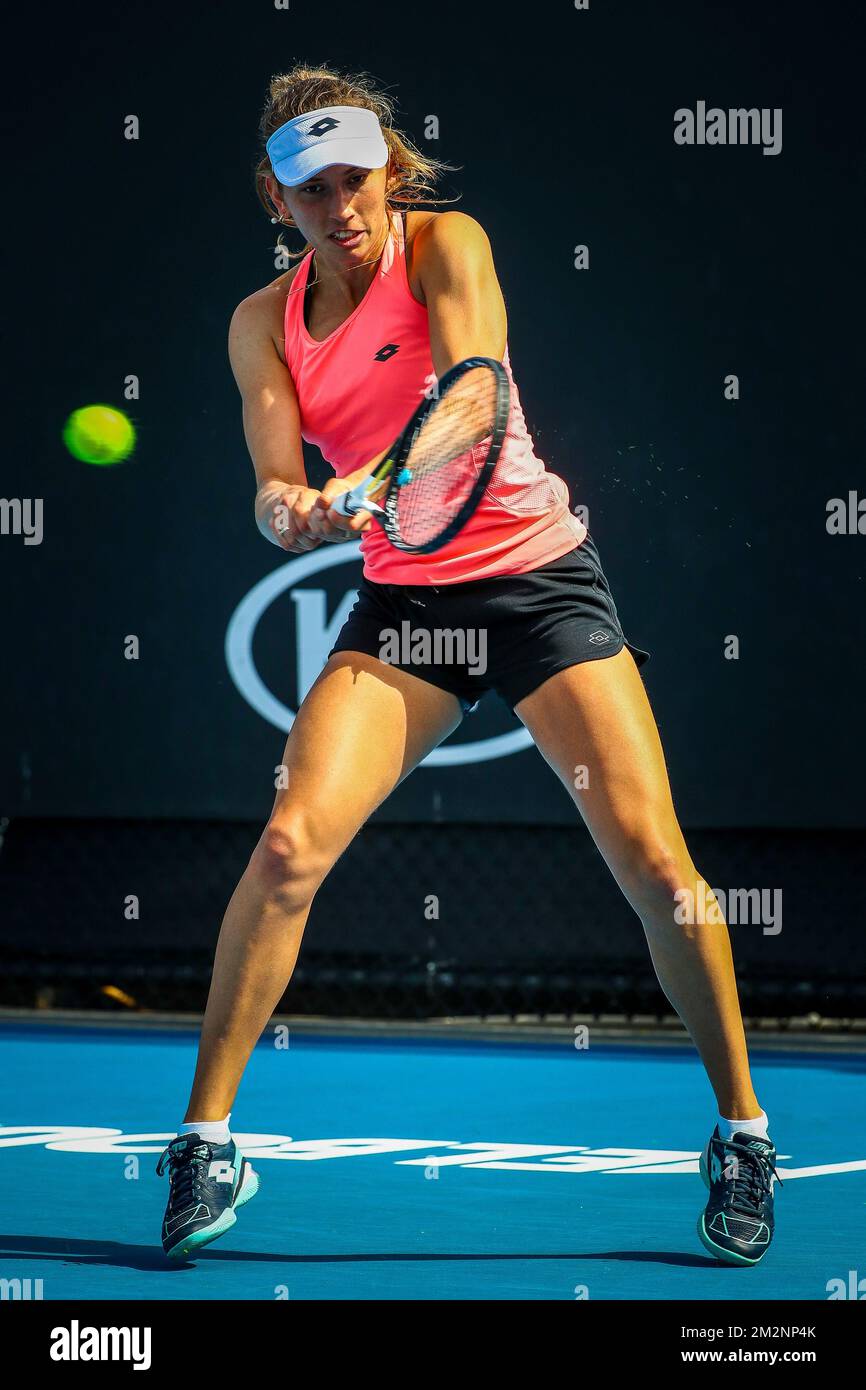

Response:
(1, 1020), (863, 1301)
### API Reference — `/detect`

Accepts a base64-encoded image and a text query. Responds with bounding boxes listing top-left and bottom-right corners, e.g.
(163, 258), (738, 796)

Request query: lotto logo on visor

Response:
(266, 105), (389, 187)
(307, 116), (341, 138)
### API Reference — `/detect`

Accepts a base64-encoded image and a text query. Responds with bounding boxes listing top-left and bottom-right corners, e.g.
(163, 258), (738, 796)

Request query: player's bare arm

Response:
(412, 211), (508, 374)
(228, 286), (373, 549)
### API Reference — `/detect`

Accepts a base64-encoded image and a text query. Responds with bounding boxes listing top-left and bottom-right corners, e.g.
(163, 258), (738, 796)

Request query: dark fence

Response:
(1, 819), (863, 1021)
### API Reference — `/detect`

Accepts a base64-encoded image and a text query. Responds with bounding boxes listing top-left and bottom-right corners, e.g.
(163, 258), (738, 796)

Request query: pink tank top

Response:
(283, 212), (586, 584)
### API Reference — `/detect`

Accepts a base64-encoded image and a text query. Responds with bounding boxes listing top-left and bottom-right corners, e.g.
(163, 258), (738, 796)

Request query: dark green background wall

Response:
(3, 0), (863, 825)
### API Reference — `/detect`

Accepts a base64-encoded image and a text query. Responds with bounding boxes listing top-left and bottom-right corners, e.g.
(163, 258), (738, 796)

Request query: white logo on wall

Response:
(224, 544), (533, 766)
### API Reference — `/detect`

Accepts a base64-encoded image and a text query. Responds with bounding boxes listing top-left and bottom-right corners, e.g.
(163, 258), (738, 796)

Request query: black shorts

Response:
(327, 533), (650, 717)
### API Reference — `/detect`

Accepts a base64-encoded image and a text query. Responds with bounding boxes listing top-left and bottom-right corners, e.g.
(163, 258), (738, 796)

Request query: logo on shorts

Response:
(588, 629), (613, 645)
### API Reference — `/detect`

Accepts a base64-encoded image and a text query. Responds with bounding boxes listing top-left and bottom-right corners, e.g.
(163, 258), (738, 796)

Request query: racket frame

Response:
(332, 355), (511, 554)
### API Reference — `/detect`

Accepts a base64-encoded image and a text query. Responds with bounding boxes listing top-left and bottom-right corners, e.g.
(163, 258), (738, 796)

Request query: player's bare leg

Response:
(515, 649), (760, 1121)
(185, 653), (462, 1120)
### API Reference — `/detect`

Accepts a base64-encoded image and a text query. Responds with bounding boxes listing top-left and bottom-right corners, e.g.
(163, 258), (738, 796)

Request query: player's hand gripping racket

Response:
(331, 356), (510, 554)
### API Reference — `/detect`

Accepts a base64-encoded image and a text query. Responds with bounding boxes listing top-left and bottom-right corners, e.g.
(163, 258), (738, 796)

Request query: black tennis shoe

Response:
(156, 1133), (260, 1260)
(697, 1126), (781, 1266)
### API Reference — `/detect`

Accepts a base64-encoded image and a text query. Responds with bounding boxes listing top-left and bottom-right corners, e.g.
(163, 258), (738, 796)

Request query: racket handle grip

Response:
(332, 480), (386, 518)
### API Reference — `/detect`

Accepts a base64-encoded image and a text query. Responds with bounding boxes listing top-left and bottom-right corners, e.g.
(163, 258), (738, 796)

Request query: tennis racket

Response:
(330, 355), (510, 554)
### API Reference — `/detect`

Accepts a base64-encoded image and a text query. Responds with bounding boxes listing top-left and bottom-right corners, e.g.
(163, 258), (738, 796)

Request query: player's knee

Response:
(618, 830), (693, 914)
(249, 818), (325, 904)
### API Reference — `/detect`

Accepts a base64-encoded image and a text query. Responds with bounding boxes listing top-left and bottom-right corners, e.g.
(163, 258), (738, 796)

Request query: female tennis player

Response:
(157, 66), (779, 1266)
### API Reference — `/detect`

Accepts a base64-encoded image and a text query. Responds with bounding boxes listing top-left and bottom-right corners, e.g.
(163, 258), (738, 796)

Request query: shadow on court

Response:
(0, 1233), (717, 1271)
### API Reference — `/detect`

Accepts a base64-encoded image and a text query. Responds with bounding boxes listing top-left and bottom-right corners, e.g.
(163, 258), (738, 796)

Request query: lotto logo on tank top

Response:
(373, 343), (400, 361)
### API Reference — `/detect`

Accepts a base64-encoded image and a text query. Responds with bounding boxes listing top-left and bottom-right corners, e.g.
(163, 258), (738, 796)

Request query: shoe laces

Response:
(156, 1137), (216, 1212)
(718, 1137), (782, 1218)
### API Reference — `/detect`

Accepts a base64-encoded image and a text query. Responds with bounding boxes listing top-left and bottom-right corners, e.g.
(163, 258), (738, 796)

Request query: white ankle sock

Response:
(717, 1109), (769, 1142)
(178, 1113), (231, 1144)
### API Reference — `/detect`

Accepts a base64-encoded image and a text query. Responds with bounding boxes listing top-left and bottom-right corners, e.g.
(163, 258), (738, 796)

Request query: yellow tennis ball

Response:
(63, 404), (136, 465)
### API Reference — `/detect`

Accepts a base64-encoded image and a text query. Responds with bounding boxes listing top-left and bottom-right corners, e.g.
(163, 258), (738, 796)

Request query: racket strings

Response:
(395, 368), (501, 546)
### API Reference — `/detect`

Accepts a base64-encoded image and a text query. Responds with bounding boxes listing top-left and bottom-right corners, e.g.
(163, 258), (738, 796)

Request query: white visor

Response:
(266, 105), (389, 187)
